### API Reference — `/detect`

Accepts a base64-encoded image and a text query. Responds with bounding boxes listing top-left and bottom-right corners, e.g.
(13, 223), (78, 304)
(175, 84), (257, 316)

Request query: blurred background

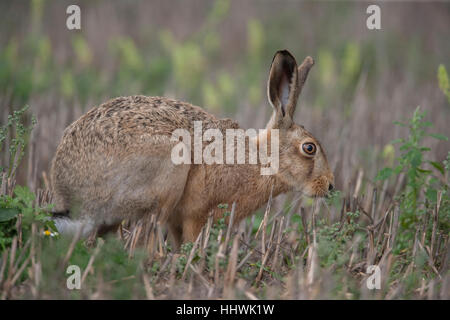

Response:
(0, 0), (449, 194)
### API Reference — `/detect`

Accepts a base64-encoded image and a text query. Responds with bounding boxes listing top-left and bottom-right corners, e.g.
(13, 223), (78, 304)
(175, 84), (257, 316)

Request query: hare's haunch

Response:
(50, 50), (334, 247)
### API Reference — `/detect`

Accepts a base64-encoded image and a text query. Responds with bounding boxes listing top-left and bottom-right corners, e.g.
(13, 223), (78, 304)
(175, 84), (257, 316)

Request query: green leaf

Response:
(429, 133), (448, 141)
(0, 207), (20, 222)
(425, 188), (437, 203)
(411, 151), (422, 167)
(429, 161), (445, 175)
(400, 142), (412, 151)
(13, 185), (35, 208)
(390, 138), (403, 144)
(416, 168), (432, 174)
(394, 164), (403, 174)
(291, 214), (302, 223)
(393, 121), (406, 127)
(376, 167), (393, 181)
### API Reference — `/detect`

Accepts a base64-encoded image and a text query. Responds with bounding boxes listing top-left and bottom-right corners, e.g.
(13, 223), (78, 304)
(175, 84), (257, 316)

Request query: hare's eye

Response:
(302, 143), (316, 156)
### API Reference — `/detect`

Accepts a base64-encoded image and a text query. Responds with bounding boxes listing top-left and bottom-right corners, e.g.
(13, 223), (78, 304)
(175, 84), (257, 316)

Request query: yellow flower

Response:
(44, 230), (51, 236)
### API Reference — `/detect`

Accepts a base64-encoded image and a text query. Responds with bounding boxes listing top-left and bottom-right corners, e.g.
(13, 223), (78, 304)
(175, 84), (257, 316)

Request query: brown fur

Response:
(50, 50), (334, 248)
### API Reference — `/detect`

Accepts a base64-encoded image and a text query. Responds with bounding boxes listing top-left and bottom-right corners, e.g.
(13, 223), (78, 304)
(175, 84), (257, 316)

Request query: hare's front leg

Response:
(167, 209), (206, 247)
(181, 216), (205, 243)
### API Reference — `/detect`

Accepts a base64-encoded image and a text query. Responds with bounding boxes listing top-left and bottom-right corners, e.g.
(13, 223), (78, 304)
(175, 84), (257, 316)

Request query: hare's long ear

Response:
(296, 55), (315, 111)
(267, 50), (298, 129)
(267, 50), (314, 129)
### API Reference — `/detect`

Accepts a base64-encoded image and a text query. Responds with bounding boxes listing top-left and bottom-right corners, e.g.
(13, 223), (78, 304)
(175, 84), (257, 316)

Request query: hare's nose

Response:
(328, 183), (334, 191)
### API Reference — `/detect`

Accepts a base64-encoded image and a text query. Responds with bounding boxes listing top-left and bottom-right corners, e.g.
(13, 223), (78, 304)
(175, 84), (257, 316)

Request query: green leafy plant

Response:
(0, 106), (54, 251)
(0, 105), (36, 180)
(376, 107), (449, 251)
(317, 210), (365, 268)
(0, 185), (55, 250)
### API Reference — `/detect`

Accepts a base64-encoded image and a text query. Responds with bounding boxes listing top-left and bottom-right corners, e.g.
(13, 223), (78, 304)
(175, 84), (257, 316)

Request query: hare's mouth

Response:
(308, 191), (328, 198)
(294, 185), (329, 198)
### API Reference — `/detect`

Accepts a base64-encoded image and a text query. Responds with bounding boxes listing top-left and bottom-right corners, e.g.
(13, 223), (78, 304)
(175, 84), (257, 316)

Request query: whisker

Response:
(320, 198), (331, 215)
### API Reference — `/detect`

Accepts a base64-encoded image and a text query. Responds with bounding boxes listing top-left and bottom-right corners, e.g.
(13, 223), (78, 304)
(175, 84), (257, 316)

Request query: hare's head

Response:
(266, 50), (334, 197)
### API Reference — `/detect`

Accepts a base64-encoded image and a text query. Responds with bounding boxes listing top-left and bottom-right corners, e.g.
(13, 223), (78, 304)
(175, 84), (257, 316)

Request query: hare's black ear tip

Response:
(275, 49), (295, 58)
(271, 50), (297, 65)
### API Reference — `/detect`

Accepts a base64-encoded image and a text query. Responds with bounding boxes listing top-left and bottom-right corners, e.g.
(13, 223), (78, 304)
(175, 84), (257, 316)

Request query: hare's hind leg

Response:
(106, 150), (191, 247)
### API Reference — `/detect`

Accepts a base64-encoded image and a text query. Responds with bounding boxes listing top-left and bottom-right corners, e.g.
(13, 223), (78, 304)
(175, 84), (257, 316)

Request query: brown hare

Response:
(50, 50), (334, 248)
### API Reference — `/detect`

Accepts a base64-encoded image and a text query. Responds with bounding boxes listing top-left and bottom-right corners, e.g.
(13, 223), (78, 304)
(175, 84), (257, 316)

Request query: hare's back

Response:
(73, 95), (217, 138)
(52, 95), (230, 183)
